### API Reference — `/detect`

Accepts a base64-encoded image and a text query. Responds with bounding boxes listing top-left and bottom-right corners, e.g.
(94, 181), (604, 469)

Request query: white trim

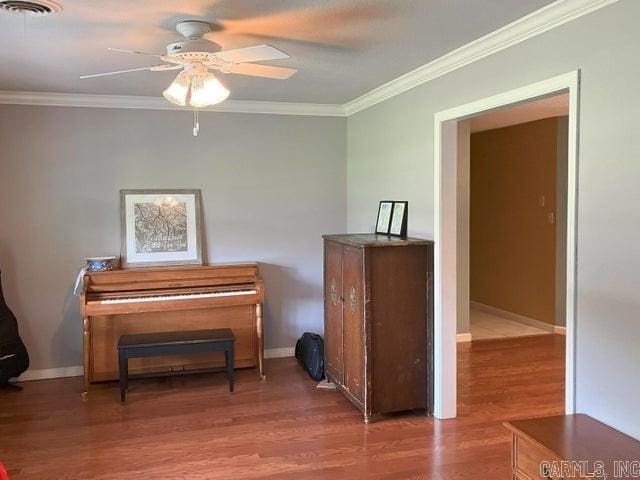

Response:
(0, 91), (346, 117)
(18, 366), (84, 381)
(344, 0), (617, 115)
(433, 70), (580, 419)
(456, 333), (472, 343)
(470, 301), (556, 333)
(554, 326), (567, 335)
(264, 347), (295, 359)
(14, 347), (296, 381)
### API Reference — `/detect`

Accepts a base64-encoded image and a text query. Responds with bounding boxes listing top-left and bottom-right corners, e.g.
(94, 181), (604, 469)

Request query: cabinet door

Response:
(342, 246), (365, 404)
(324, 241), (344, 383)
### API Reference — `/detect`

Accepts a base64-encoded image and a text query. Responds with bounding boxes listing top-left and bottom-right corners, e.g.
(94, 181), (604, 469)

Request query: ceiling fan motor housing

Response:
(167, 38), (221, 56)
(167, 20), (221, 56)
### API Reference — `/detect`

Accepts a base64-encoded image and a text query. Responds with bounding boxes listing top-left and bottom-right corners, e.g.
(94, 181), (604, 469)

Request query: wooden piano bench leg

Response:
(118, 349), (128, 404)
(225, 344), (235, 393)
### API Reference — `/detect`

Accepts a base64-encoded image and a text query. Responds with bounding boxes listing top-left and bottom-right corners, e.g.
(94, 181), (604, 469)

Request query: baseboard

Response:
(18, 365), (84, 381)
(264, 347), (296, 359)
(554, 326), (567, 335)
(470, 301), (559, 333)
(16, 347), (297, 382)
(456, 333), (472, 343)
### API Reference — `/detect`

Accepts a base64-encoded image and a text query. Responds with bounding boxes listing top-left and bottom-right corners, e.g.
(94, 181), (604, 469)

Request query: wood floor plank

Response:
(0, 335), (564, 479)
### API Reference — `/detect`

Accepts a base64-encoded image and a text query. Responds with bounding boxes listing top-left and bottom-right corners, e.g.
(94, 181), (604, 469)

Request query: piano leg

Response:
(256, 303), (266, 381)
(82, 316), (91, 399)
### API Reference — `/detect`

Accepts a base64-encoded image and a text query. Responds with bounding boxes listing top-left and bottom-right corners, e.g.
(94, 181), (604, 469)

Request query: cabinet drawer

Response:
(514, 435), (563, 480)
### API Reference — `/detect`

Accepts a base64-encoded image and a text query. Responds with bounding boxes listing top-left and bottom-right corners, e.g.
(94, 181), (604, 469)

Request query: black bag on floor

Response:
(0, 270), (30, 385)
(295, 332), (324, 381)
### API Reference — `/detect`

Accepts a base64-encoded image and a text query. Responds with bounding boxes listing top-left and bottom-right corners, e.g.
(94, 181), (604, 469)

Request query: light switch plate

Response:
(539, 195), (546, 207)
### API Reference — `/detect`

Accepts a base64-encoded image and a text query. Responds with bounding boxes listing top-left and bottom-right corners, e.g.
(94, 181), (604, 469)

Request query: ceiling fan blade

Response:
(224, 63), (297, 80)
(107, 47), (184, 65)
(216, 3), (395, 48)
(108, 47), (166, 58)
(214, 44), (289, 64)
(80, 65), (174, 79)
(150, 64), (183, 72)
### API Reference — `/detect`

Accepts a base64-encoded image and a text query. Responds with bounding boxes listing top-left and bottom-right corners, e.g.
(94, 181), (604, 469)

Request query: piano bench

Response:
(117, 328), (236, 404)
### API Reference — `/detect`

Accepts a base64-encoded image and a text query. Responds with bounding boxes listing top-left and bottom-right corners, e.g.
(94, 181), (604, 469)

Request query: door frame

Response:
(432, 70), (580, 419)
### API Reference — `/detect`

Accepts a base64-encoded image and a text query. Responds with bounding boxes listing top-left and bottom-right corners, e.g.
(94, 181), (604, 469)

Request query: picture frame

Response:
(120, 189), (203, 268)
(375, 201), (394, 234)
(389, 201), (408, 237)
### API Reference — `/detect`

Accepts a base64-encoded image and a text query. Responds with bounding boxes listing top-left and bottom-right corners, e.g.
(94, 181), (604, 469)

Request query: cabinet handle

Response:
(349, 286), (357, 314)
(330, 278), (338, 306)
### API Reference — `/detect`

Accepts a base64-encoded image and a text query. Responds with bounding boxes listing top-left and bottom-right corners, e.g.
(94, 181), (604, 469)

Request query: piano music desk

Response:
(80, 264), (265, 398)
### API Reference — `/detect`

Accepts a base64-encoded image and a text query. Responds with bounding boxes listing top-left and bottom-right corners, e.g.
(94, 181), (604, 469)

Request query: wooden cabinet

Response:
(505, 414), (640, 480)
(324, 241), (344, 385)
(323, 234), (434, 422)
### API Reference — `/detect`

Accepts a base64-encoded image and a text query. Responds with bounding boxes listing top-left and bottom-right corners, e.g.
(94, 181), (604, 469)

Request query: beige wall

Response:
(470, 118), (559, 325)
(0, 105), (347, 371)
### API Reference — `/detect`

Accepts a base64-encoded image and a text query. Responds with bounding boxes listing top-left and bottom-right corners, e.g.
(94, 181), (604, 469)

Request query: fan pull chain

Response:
(193, 108), (200, 137)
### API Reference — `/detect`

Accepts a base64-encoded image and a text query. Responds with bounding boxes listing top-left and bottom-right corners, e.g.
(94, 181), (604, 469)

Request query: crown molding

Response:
(0, 0), (618, 118)
(0, 90), (347, 117)
(343, 0), (619, 116)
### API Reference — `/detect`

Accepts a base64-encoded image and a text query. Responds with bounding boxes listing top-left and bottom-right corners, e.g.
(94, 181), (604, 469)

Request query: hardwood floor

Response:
(0, 335), (565, 479)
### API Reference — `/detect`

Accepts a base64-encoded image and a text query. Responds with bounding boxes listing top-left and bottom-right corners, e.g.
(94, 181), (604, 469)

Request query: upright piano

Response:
(79, 263), (265, 397)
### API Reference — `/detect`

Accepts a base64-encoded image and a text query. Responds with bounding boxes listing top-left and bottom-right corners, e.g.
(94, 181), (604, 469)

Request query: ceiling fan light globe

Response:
(163, 72), (190, 106)
(189, 74), (230, 108)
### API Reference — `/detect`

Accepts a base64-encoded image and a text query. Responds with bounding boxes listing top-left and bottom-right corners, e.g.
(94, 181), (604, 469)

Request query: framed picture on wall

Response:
(376, 201), (394, 234)
(389, 201), (408, 237)
(120, 189), (203, 268)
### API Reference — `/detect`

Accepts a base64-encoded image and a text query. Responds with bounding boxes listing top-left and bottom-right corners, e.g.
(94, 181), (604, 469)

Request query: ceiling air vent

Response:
(0, 0), (62, 16)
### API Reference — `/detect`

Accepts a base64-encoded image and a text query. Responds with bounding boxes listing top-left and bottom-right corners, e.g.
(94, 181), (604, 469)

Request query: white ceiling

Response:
(0, 0), (556, 104)
(470, 93), (569, 133)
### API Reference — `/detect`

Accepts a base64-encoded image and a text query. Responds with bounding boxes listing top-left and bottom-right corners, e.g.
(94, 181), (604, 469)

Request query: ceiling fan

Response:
(81, 20), (297, 135)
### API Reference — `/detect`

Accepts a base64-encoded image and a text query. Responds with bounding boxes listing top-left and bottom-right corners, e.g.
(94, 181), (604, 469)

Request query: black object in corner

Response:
(0, 270), (29, 390)
(295, 332), (325, 381)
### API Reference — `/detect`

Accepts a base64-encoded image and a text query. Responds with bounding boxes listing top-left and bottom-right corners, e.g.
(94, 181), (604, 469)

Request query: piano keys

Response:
(99, 289), (257, 305)
(79, 263), (265, 397)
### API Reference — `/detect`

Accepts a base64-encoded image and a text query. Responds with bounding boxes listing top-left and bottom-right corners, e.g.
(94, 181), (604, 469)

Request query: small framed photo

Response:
(389, 201), (408, 237)
(120, 189), (203, 268)
(376, 201), (394, 234)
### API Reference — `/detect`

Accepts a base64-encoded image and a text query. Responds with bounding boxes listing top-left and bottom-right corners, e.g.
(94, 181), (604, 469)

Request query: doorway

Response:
(432, 71), (580, 419)
(466, 95), (569, 341)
